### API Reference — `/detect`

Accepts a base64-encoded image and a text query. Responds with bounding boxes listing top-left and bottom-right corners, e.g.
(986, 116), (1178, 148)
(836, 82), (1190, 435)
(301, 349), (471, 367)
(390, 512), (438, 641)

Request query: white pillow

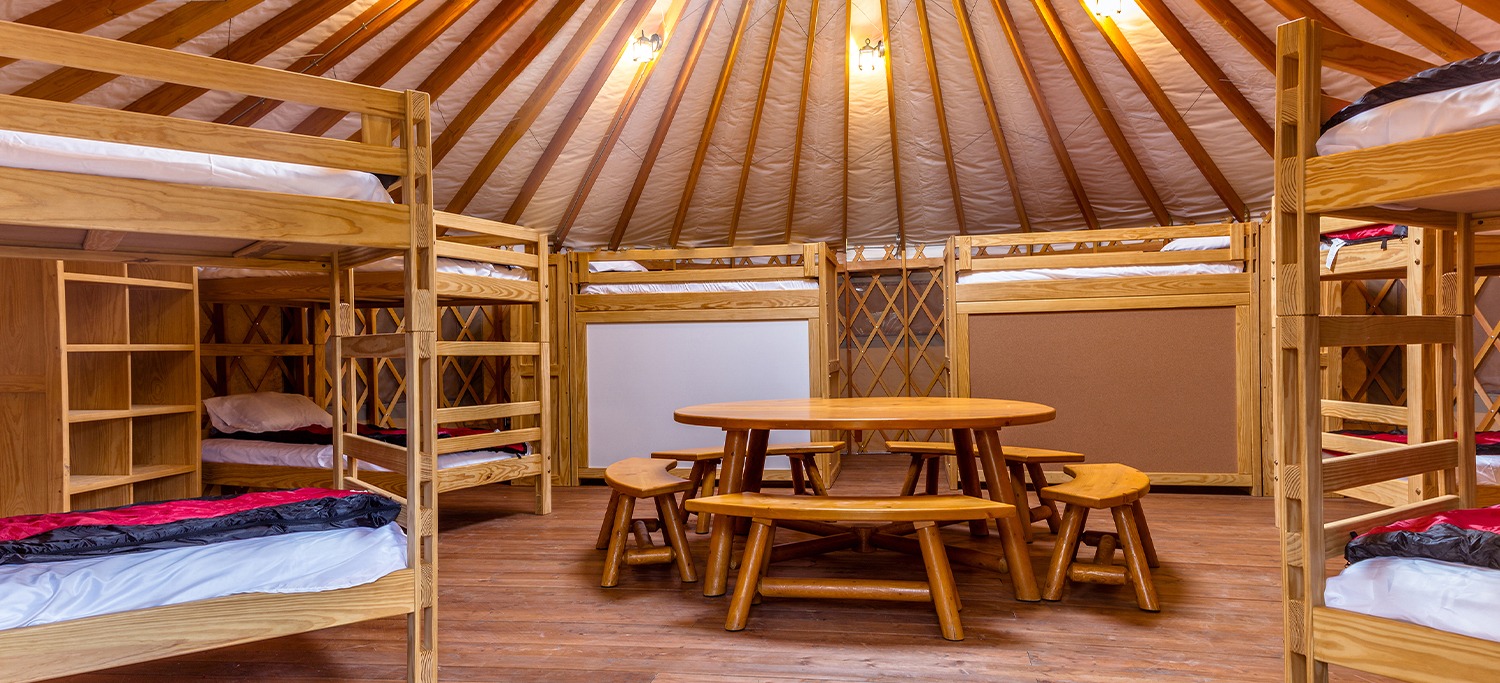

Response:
(203, 392), (333, 433)
(1161, 236), (1232, 252)
(588, 259), (648, 273)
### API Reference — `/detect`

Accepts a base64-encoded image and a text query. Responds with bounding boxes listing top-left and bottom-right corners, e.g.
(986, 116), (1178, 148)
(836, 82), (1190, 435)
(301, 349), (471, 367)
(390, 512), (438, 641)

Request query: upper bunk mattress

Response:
(580, 280), (819, 295)
(0, 522), (406, 629)
(202, 438), (527, 471)
(1325, 556), (1500, 642)
(0, 129), (391, 203)
(956, 263), (1242, 284)
(198, 257), (529, 281)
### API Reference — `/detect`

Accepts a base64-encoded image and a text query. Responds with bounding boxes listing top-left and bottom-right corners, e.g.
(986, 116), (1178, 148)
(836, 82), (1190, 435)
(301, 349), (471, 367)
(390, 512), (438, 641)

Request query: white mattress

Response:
(1317, 79), (1500, 156)
(0, 523), (407, 630)
(0, 129), (391, 203)
(580, 280), (818, 295)
(198, 257), (529, 280)
(956, 263), (1243, 284)
(1326, 556), (1500, 643)
(202, 438), (526, 471)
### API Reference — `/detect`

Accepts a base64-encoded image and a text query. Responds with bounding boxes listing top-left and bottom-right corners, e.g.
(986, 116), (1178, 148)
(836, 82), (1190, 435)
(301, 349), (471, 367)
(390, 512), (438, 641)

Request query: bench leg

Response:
(696, 467), (718, 533)
(924, 456), (940, 495)
(1131, 500), (1159, 568)
(1113, 505), (1160, 612)
(788, 457), (807, 495)
(1043, 503), (1086, 601)
(1006, 462), (1032, 542)
(601, 496), (637, 588)
(656, 493), (698, 583)
(803, 457), (830, 496)
(596, 489), (621, 550)
(900, 455), (923, 496)
(1026, 463), (1062, 533)
(726, 518), (774, 631)
(952, 430), (988, 538)
(915, 521), (964, 641)
(679, 461), (709, 526)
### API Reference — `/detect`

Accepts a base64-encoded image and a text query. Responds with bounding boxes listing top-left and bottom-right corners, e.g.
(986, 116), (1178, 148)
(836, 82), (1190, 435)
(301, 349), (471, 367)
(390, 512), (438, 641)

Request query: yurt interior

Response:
(3, 0), (1500, 681)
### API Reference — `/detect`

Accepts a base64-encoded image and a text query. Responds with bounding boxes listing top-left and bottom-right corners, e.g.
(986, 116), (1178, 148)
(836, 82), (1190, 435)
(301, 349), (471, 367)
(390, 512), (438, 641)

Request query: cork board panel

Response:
(967, 307), (1237, 475)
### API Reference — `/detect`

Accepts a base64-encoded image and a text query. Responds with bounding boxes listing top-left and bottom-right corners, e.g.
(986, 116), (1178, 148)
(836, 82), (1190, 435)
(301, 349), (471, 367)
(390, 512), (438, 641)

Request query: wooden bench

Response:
(684, 492), (1014, 640)
(653, 441), (846, 532)
(886, 441), (1084, 539)
(1039, 463), (1159, 611)
(596, 458), (696, 587)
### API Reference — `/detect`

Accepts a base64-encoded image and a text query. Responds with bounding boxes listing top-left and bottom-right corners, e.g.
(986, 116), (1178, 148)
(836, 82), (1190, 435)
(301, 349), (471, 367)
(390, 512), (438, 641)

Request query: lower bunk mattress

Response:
(203, 438), (527, 471)
(955, 263), (1242, 284)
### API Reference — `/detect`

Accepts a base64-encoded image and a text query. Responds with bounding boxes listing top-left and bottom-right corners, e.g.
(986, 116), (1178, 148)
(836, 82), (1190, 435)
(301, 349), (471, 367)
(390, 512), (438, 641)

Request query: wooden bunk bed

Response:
(560, 244), (839, 483)
(196, 212), (552, 514)
(946, 222), (1264, 492)
(0, 22), (437, 681)
(1275, 18), (1499, 682)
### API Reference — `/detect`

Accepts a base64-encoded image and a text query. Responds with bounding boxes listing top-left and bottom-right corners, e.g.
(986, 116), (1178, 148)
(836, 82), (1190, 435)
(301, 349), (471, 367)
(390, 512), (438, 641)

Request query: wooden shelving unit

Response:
(0, 258), (200, 515)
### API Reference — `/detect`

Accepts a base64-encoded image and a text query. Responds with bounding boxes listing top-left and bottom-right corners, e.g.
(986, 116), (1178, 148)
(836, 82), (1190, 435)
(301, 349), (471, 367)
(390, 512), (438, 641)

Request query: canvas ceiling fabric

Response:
(1, 0), (1495, 247)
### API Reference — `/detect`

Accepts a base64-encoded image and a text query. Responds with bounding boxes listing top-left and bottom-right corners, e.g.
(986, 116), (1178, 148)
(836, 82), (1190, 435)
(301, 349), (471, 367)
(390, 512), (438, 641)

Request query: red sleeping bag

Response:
(1346, 505), (1500, 569)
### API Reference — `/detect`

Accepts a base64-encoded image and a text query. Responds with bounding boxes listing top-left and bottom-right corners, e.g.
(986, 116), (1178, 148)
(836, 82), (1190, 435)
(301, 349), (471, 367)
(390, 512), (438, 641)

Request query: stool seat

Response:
(768, 441), (844, 456)
(651, 446), (725, 462)
(686, 492), (1013, 523)
(605, 458), (696, 498)
(1040, 464), (1149, 508)
(885, 440), (954, 455)
(1002, 446), (1085, 464)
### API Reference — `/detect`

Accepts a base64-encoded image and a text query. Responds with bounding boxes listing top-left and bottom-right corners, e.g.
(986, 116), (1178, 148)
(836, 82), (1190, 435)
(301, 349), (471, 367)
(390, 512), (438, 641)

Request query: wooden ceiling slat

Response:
(0, 0), (156, 68)
(291, 0), (484, 137)
(125, 0), (359, 116)
(12, 0), (267, 103)
(990, 0), (1099, 229)
(1456, 0), (1500, 26)
(1089, 9), (1245, 219)
(1263, 0), (1346, 32)
(432, 0), (590, 165)
(214, 0), (423, 127)
(416, 0), (543, 101)
(1194, 0), (1274, 71)
(445, 0), (649, 214)
(727, 0), (793, 244)
(781, 0), (823, 244)
(609, 0), (729, 248)
(1030, 0), (1169, 226)
(880, 0), (908, 246)
(841, 0), (851, 245)
(1352, 0), (1482, 62)
(914, 0), (970, 235)
(951, 0), (1029, 232)
(1133, 0), (1274, 154)
(557, 66), (653, 244)
(668, 0), (759, 247)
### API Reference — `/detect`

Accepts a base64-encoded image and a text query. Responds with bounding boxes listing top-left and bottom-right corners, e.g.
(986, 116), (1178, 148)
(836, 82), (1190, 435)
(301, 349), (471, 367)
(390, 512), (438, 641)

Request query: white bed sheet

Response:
(198, 257), (529, 280)
(1317, 79), (1500, 156)
(0, 523), (407, 630)
(202, 438), (525, 471)
(0, 129), (391, 203)
(1325, 556), (1500, 643)
(956, 263), (1242, 284)
(580, 280), (818, 295)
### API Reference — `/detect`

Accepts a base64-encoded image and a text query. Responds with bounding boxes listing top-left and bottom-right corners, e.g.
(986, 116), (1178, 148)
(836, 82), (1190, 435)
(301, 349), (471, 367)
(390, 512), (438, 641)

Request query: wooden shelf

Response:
(68, 404), (197, 423)
(67, 343), (195, 352)
(63, 272), (194, 290)
(69, 464), (197, 494)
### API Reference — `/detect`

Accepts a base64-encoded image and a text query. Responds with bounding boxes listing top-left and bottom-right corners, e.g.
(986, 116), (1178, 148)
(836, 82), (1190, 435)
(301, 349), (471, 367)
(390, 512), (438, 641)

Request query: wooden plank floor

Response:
(60, 457), (1397, 682)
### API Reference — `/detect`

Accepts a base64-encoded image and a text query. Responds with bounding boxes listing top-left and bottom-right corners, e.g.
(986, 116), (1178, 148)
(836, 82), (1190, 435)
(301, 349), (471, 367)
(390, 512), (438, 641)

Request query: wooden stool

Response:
(769, 441), (844, 496)
(886, 441), (951, 496)
(1039, 464), (1159, 611)
(1001, 446), (1085, 541)
(651, 446), (725, 533)
(596, 458), (697, 587)
(685, 492), (1015, 641)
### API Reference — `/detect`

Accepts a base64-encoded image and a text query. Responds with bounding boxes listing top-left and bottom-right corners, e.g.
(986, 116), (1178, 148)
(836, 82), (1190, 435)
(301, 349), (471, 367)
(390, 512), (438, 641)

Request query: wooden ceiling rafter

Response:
(292, 0), (484, 137)
(445, 0), (651, 214)
(913, 0), (971, 235)
(1089, 9), (1245, 219)
(416, 0), (543, 102)
(214, 0), (423, 127)
(1351, 0), (1482, 62)
(1029, 0), (1169, 226)
(726, 0), (794, 244)
(1455, 0), (1500, 25)
(556, 65), (653, 244)
(880, 0), (908, 247)
(1193, 0), (1274, 70)
(668, 0), (759, 247)
(1263, 0), (1345, 31)
(0, 0), (156, 68)
(431, 0), (591, 164)
(125, 0), (360, 116)
(1132, 0), (1274, 154)
(609, 0), (730, 248)
(12, 0), (268, 103)
(781, 0), (822, 244)
(841, 0), (851, 246)
(989, 0), (1099, 229)
(950, 0), (1030, 232)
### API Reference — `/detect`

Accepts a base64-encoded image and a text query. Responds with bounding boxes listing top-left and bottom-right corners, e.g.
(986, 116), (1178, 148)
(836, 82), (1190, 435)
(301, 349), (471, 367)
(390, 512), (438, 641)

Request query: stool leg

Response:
(900, 455), (923, 496)
(751, 522), (776, 606)
(803, 456), (830, 496)
(1112, 505), (1160, 612)
(916, 522), (964, 641)
(1005, 462), (1032, 541)
(788, 457), (807, 495)
(1131, 500), (1160, 568)
(596, 489), (621, 550)
(696, 467), (718, 534)
(601, 496), (636, 588)
(1026, 463), (1062, 533)
(1043, 503), (1086, 601)
(726, 518), (774, 631)
(679, 462), (709, 526)
(656, 494), (697, 583)
(924, 456), (940, 495)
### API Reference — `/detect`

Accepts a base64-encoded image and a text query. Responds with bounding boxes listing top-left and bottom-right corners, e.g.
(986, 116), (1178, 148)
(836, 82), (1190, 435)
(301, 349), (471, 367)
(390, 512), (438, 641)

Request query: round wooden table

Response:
(674, 397), (1056, 600)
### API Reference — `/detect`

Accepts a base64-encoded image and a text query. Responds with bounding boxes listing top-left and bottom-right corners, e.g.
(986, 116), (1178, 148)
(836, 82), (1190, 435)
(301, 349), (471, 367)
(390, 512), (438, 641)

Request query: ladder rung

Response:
(1318, 315), (1455, 348)
(341, 333), (406, 358)
(436, 427), (541, 455)
(1322, 440), (1459, 493)
(435, 401), (541, 424)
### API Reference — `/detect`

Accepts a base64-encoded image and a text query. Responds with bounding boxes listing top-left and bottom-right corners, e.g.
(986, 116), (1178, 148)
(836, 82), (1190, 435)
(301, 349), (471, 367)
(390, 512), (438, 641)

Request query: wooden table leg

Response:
(977, 429), (1040, 602)
(735, 430), (770, 534)
(952, 429), (988, 537)
(705, 428), (749, 597)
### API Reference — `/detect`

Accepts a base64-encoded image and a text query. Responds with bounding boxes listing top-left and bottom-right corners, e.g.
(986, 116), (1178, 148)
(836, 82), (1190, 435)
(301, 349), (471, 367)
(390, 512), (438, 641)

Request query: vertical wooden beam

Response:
(1030, 0), (1169, 226)
(990, 0), (1099, 229)
(781, 0), (823, 244)
(951, 0), (1030, 232)
(727, 0), (793, 244)
(1351, 0), (1482, 62)
(0, 0), (156, 68)
(669, 0), (759, 247)
(841, 0), (852, 247)
(913, 0), (970, 235)
(609, 0), (729, 248)
(880, 0), (908, 247)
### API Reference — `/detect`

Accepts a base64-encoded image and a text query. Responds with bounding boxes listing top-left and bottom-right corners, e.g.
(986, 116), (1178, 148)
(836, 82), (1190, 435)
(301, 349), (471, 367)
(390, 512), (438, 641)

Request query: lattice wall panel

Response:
(200, 304), (315, 399)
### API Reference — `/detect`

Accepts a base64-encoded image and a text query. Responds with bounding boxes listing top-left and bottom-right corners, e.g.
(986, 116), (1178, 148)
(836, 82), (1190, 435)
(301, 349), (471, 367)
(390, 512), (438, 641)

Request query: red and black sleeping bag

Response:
(1346, 506), (1500, 570)
(0, 488), (399, 565)
(1321, 224), (1407, 247)
(1332, 429), (1500, 455)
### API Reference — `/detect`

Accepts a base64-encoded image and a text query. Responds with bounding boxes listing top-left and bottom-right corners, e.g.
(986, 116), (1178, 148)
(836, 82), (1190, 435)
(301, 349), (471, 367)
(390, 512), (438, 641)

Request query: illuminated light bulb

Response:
(856, 38), (885, 71)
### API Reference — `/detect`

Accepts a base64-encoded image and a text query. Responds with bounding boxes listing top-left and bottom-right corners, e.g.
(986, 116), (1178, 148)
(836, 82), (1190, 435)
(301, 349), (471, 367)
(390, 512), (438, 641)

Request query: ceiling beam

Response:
(841, 0), (851, 246)
(727, 0), (793, 244)
(1351, 0), (1482, 62)
(432, 0), (590, 164)
(125, 0), (359, 116)
(445, 0), (650, 214)
(12, 0), (267, 103)
(558, 67), (653, 245)
(1030, 0), (1169, 225)
(609, 0), (729, 248)
(990, 0), (1099, 229)
(1262, 0), (1346, 31)
(913, 0), (970, 235)
(416, 0), (543, 101)
(1456, 0), (1500, 26)
(781, 0), (822, 243)
(1133, 0), (1274, 154)
(214, 0), (423, 127)
(1193, 0), (1274, 71)
(880, 0), (909, 246)
(291, 0), (483, 137)
(1088, 6), (1245, 219)
(668, 0), (759, 247)
(0, 0), (156, 68)
(951, 0), (1029, 232)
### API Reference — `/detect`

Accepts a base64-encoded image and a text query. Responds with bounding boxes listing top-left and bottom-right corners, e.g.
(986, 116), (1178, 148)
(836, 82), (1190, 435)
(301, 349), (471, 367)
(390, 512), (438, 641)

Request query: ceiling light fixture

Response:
(856, 38), (885, 71)
(1088, 0), (1125, 16)
(630, 29), (663, 63)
